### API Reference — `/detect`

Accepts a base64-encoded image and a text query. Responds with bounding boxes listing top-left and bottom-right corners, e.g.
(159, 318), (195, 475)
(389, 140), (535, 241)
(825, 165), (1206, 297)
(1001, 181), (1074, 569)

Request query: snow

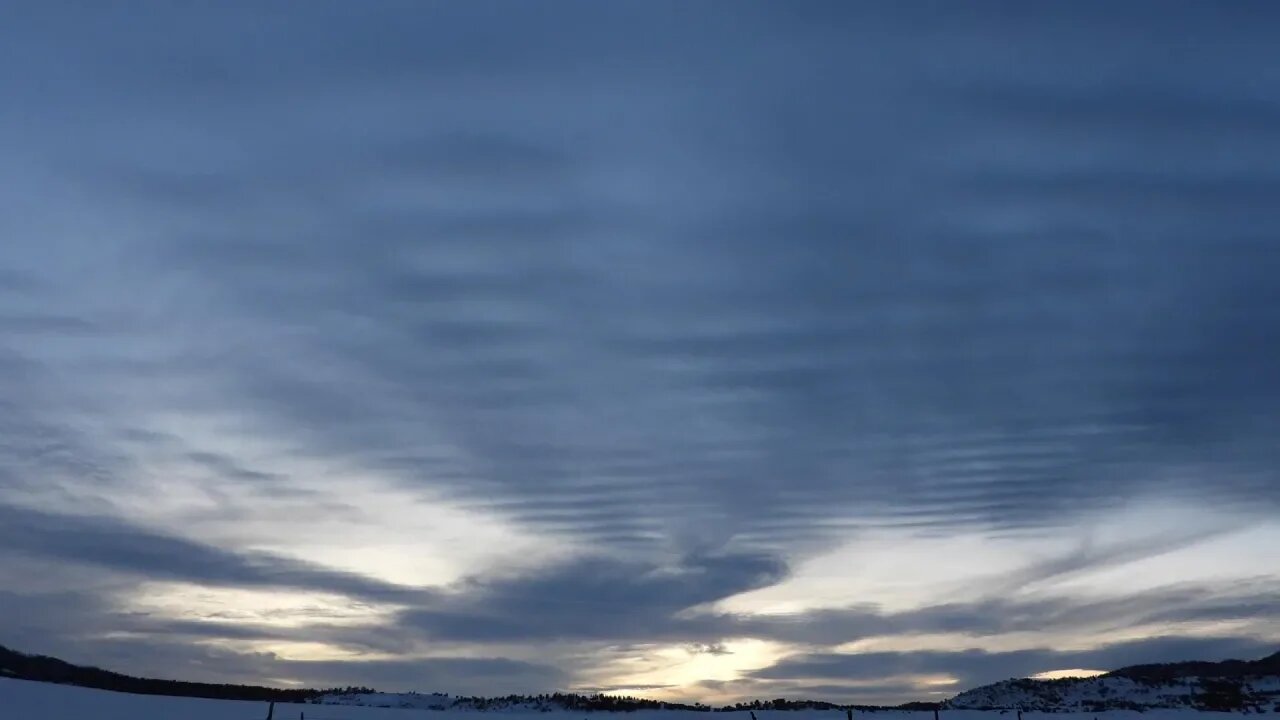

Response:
(947, 674), (1280, 712)
(0, 677), (390, 720)
(2, 678), (1276, 720)
(949, 676), (1198, 710)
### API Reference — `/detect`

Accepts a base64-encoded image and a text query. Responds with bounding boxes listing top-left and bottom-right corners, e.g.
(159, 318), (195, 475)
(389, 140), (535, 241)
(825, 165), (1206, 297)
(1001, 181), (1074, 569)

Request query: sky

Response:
(1, 0), (1279, 706)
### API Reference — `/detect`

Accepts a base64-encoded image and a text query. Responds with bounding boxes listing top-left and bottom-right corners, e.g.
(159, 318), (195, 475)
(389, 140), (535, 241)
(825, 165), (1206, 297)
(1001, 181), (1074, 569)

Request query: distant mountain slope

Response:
(1110, 651), (1280, 683)
(946, 651), (1280, 712)
(0, 644), (325, 703)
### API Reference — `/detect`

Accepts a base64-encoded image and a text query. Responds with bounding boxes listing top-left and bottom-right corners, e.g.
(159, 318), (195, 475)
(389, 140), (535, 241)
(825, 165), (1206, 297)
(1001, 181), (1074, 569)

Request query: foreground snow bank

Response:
(0, 677), (359, 720)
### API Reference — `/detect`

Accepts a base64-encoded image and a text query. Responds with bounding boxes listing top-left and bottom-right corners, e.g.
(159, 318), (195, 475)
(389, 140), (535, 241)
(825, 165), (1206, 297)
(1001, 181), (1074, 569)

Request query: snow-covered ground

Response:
(0, 678), (1268, 720)
(948, 675), (1280, 711)
(0, 677), (390, 720)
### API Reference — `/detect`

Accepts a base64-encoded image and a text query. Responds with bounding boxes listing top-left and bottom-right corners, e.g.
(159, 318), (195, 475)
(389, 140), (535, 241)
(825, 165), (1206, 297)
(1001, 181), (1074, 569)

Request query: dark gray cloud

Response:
(398, 552), (785, 643)
(750, 635), (1280, 693)
(734, 583), (1280, 648)
(4, 0), (1279, 542)
(0, 504), (425, 604)
(2, 0), (1279, 703)
(323, 544), (1280, 656)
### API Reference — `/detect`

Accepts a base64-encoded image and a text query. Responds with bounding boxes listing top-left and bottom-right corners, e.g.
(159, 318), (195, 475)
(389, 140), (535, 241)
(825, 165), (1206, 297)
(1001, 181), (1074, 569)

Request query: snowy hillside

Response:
(947, 674), (1280, 712)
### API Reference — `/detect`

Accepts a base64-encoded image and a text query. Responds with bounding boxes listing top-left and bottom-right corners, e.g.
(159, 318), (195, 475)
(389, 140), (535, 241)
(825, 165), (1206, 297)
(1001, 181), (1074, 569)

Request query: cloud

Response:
(978, 525), (1243, 595)
(0, 503), (426, 604)
(6, 1), (1280, 549)
(749, 635), (1280, 691)
(1, 0), (1279, 703)
(689, 643), (734, 656)
(3, 540), (1278, 699)
(398, 552), (785, 643)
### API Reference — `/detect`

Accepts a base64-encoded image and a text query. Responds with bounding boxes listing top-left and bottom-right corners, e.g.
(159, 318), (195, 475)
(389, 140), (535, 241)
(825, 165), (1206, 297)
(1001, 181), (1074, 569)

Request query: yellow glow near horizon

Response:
(600, 639), (791, 701)
(1031, 668), (1108, 680)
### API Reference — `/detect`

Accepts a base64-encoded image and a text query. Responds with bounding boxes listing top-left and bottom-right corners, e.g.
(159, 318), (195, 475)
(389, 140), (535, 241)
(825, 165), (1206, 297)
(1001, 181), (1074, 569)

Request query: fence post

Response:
(933, 708), (939, 720)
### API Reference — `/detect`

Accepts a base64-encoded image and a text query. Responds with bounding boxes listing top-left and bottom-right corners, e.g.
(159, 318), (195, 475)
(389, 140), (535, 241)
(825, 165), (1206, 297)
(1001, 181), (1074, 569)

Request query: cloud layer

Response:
(2, 0), (1279, 704)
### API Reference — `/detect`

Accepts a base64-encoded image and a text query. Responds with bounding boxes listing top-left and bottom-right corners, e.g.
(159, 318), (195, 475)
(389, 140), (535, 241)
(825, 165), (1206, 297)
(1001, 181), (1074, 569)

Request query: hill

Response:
(0, 644), (325, 703)
(946, 651), (1280, 712)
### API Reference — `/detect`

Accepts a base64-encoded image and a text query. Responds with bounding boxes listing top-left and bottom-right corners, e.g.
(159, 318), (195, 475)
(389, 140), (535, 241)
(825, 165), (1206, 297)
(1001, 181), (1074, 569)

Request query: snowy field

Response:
(0, 678), (1253, 720)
